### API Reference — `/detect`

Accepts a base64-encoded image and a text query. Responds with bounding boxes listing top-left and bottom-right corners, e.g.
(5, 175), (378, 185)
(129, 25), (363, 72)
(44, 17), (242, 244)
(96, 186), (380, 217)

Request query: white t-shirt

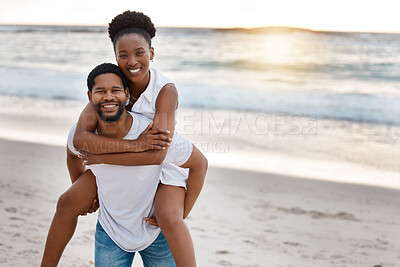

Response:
(67, 111), (193, 252)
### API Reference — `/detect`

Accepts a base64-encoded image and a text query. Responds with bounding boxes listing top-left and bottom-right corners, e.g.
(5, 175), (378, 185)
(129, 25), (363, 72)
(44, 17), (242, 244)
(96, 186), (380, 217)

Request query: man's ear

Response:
(87, 90), (92, 101)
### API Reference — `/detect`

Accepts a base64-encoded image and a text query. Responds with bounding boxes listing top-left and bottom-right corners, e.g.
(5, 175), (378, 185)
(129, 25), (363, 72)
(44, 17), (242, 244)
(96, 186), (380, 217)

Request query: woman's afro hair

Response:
(108, 10), (156, 43)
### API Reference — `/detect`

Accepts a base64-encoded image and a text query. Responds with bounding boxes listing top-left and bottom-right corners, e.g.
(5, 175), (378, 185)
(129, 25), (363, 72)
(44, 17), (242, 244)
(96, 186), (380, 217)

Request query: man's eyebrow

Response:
(112, 86), (122, 89)
(93, 87), (105, 90)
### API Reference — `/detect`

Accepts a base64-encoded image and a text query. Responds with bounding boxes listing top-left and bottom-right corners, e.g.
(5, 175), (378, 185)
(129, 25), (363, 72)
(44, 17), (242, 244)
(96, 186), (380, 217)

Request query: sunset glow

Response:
(1, 0), (400, 33)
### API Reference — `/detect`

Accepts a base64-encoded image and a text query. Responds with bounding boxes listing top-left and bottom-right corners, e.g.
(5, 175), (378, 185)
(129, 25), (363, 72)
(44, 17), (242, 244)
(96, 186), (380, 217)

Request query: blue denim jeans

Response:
(95, 221), (176, 267)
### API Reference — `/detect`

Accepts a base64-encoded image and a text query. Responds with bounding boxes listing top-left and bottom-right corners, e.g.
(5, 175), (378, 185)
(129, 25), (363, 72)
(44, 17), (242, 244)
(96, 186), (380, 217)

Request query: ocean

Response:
(0, 24), (399, 125)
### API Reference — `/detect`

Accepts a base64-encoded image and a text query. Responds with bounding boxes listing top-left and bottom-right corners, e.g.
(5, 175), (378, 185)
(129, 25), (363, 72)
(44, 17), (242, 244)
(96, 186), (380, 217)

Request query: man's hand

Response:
(143, 214), (189, 227)
(80, 197), (99, 216)
(134, 121), (172, 152)
(143, 217), (159, 227)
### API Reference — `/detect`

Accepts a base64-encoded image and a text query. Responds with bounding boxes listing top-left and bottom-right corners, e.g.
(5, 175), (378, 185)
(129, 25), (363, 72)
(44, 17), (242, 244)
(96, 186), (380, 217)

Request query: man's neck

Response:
(97, 111), (133, 139)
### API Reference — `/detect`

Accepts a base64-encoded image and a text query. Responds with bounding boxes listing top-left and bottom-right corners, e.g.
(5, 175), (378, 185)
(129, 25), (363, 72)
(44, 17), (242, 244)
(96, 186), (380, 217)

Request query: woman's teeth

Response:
(129, 68), (141, 74)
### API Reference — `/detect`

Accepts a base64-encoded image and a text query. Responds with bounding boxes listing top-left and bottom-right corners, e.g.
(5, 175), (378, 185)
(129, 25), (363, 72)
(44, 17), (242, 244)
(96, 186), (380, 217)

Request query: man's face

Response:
(89, 73), (128, 123)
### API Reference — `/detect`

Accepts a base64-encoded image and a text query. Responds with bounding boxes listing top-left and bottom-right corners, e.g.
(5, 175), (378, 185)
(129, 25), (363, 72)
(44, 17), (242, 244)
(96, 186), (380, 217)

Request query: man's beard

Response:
(94, 100), (125, 123)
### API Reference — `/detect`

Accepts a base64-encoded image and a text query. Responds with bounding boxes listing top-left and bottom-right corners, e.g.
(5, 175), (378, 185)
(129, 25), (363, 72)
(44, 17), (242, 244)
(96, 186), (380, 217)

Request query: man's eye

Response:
(119, 54), (127, 58)
(136, 52), (144, 56)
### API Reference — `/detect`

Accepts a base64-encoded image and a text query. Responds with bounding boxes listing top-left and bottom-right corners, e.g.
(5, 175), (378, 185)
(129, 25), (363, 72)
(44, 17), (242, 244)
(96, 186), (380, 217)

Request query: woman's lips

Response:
(128, 67), (141, 74)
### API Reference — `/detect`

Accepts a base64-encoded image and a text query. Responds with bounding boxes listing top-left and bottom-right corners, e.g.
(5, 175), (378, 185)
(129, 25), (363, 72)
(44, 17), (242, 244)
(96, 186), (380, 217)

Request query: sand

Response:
(0, 95), (399, 266)
(0, 138), (400, 266)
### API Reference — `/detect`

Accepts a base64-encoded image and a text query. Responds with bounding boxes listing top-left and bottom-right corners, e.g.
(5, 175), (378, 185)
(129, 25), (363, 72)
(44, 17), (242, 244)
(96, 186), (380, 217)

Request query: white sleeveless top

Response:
(131, 68), (177, 124)
(131, 68), (189, 188)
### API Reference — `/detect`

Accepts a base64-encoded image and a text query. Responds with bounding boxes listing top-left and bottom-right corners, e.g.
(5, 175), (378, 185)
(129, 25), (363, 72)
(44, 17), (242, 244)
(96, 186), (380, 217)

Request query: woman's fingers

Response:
(150, 128), (170, 134)
(152, 134), (172, 142)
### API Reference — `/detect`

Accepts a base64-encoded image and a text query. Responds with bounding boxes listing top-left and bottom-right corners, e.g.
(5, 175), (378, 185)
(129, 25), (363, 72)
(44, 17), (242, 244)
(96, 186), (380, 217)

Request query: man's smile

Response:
(100, 102), (119, 112)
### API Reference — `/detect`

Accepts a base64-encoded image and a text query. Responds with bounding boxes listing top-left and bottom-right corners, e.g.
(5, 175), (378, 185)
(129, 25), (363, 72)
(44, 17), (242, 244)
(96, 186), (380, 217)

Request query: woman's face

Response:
(115, 33), (154, 85)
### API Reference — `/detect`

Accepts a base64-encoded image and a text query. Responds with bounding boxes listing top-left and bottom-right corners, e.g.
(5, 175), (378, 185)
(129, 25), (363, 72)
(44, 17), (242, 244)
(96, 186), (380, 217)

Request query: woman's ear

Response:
(150, 47), (155, 61)
(125, 87), (129, 99)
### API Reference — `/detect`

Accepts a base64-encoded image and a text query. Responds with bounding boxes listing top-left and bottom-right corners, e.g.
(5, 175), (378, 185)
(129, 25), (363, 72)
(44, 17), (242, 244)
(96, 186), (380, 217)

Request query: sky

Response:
(1, 0), (400, 33)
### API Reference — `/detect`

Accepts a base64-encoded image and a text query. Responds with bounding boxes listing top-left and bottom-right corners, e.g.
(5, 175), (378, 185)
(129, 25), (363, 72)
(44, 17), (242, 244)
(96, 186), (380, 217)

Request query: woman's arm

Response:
(73, 103), (171, 154)
(83, 149), (166, 166)
(151, 83), (179, 159)
(179, 145), (208, 218)
(81, 84), (179, 166)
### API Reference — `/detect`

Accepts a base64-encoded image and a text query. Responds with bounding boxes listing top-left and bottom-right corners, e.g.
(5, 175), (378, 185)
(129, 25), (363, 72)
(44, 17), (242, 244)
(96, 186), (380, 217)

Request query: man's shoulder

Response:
(127, 111), (151, 123)
(67, 123), (80, 156)
(124, 112), (151, 140)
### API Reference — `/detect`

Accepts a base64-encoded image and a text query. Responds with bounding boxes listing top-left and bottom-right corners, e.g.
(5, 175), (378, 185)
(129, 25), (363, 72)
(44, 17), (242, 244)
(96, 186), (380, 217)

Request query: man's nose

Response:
(104, 91), (115, 100)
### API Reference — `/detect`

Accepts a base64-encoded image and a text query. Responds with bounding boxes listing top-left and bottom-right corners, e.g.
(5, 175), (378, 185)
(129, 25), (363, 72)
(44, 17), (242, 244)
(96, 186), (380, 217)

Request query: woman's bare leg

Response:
(41, 170), (98, 267)
(154, 184), (196, 267)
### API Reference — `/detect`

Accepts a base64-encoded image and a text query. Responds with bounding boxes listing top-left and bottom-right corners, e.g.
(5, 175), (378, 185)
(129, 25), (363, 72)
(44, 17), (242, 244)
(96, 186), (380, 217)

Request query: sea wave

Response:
(0, 25), (106, 33)
(1, 25), (399, 126)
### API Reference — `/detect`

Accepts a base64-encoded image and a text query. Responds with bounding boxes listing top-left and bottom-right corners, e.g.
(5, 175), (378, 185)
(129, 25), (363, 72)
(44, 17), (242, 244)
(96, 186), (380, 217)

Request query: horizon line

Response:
(1, 23), (400, 34)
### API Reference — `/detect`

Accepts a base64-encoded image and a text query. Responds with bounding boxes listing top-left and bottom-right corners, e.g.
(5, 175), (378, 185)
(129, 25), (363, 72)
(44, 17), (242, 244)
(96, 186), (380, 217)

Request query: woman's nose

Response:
(128, 56), (137, 66)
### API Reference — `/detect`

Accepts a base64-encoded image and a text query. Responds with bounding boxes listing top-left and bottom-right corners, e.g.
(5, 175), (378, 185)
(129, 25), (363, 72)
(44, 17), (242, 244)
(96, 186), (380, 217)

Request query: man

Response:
(65, 63), (206, 266)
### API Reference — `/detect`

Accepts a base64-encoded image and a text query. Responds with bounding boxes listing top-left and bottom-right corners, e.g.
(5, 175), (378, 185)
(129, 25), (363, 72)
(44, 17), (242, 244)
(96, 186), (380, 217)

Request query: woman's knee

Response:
(156, 206), (184, 229)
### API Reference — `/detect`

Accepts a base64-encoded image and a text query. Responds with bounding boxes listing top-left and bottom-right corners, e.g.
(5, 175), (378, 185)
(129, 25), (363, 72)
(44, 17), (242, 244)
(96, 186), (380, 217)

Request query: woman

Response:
(41, 11), (204, 267)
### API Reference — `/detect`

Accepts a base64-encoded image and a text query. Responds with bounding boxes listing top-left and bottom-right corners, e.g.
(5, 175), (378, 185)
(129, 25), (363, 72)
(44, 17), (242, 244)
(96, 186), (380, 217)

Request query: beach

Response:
(1, 140), (400, 266)
(0, 96), (399, 266)
(1, 24), (400, 266)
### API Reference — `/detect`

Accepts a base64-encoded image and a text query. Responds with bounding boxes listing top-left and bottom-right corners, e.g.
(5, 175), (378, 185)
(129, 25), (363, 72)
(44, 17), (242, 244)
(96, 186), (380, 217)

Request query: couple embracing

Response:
(40, 10), (208, 267)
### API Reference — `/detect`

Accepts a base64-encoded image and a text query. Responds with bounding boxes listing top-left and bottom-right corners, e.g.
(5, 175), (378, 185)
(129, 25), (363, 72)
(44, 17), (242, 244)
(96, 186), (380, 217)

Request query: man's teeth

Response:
(103, 104), (117, 108)
(129, 68), (141, 73)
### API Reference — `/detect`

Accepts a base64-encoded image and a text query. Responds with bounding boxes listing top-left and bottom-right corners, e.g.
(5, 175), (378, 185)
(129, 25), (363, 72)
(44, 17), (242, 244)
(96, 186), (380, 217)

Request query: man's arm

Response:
(73, 103), (171, 154)
(66, 146), (99, 215)
(66, 147), (85, 184)
(179, 145), (208, 218)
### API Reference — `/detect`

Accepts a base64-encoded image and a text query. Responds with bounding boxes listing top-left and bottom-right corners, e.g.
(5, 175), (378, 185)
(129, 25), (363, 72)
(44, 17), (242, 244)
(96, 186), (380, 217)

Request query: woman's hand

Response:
(78, 152), (102, 165)
(134, 121), (172, 152)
